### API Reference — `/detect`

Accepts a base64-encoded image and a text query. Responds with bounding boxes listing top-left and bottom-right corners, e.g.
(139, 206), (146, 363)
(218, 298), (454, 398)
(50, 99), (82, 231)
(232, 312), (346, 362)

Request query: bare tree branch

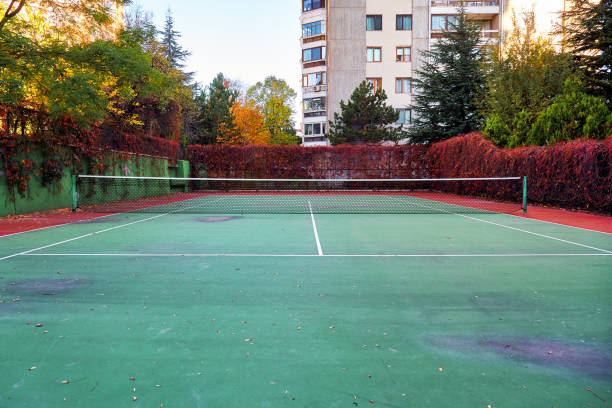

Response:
(0, 0), (26, 32)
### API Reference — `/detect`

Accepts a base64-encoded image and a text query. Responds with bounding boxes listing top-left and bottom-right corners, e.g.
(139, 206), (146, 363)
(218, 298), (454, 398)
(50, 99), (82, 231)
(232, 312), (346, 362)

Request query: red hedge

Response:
(188, 144), (432, 179)
(97, 131), (179, 160)
(428, 133), (611, 212)
(188, 134), (612, 213)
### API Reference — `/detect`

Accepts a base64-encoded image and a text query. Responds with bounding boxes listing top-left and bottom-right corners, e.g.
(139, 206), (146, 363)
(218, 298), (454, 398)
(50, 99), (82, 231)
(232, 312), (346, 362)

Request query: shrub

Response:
(529, 77), (612, 145)
(189, 134), (611, 213)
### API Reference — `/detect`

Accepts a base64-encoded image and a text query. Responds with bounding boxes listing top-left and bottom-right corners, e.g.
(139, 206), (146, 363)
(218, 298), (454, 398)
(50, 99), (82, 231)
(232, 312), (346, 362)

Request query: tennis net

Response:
(73, 175), (527, 215)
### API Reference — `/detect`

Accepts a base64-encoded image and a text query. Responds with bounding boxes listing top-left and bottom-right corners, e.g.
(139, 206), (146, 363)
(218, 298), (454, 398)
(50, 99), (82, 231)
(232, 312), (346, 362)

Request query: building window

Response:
(303, 0), (325, 12)
(396, 15), (412, 30)
(304, 123), (326, 136)
(367, 47), (382, 62)
(396, 109), (412, 125)
(302, 20), (326, 38)
(432, 15), (459, 31)
(396, 47), (411, 62)
(473, 19), (492, 31)
(366, 15), (382, 31)
(395, 78), (411, 94)
(302, 72), (326, 87)
(366, 78), (383, 90)
(303, 97), (326, 113)
(303, 46), (326, 62)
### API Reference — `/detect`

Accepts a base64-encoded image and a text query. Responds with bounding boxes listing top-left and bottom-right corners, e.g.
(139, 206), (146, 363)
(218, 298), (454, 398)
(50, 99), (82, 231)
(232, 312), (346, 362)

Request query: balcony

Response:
(303, 60), (326, 69)
(432, 29), (499, 42)
(431, 0), (499, 17)
(302, 84), (327, 94)
(302, 34), (326, 44)
(431, 0), (499, 6)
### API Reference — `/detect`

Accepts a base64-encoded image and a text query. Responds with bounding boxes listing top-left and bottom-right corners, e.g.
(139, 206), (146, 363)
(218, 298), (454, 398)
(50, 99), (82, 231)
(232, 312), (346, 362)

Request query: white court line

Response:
(308, 200), (324, 256)
(506, 213), (612, 236)
(456, 213), (612, 254)
(0, 197), (225, 262)
(408, 199), (612, 254)
(0, 213), (170, 262)
(21, 253), (612, 257)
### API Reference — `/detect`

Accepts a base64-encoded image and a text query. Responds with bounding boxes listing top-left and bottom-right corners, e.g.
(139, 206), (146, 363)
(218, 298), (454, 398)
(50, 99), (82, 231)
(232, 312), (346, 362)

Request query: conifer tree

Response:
(558, 0), (611, 107)
(328, 81), (401, 145)
(160, 8), (191, 71)
(192, 73), (238, 145)
(409, 6), (485, 143)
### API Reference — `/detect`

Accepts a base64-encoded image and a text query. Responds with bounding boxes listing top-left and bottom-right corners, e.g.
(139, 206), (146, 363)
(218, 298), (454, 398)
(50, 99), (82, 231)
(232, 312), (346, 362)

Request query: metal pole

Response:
(522, 176), (527, 214)
(71, 175), (77, 212)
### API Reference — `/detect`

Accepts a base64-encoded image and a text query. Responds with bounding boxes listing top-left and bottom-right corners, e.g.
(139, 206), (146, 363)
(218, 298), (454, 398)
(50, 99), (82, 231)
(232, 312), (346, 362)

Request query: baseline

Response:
(20, 253), (612, 258)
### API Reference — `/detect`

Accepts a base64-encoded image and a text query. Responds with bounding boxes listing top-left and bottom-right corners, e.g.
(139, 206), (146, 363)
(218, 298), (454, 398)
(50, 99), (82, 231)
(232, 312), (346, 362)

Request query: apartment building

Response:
(299, 0), (567, 146)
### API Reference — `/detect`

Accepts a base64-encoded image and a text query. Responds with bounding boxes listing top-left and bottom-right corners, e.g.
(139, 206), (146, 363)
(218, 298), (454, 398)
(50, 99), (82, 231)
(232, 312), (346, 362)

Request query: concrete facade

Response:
(299, 0), (567, 146)
(327, 0), (367, 130)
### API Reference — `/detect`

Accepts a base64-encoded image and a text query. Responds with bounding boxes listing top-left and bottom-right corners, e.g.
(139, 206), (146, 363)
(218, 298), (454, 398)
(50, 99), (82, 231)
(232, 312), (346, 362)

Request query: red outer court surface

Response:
(1, 193), (611, 236)
(0, 210), (114, 237)
(516, 206), (612, 234)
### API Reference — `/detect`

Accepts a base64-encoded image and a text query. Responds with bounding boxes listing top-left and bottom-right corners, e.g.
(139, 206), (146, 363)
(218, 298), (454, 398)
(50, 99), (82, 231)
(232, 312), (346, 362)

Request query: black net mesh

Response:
(75, 176), (524, 215)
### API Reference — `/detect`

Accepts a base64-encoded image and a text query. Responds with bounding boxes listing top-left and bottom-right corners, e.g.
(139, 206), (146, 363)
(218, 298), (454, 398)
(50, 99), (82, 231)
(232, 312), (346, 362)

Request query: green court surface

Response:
(0, 198), (611, 407)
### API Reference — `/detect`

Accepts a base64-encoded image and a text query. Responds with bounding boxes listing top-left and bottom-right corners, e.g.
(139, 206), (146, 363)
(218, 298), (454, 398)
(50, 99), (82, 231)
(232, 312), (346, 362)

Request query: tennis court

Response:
(1, 177), (611, 407)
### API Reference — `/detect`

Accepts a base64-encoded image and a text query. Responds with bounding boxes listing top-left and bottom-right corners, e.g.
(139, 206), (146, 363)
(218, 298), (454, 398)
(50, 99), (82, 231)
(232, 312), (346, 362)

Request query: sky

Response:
(130, 0), (303, 123)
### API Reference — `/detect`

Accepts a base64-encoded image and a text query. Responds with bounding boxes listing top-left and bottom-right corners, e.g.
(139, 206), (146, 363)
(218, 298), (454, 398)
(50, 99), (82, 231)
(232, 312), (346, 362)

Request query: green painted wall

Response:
(1, 146), (189, 217)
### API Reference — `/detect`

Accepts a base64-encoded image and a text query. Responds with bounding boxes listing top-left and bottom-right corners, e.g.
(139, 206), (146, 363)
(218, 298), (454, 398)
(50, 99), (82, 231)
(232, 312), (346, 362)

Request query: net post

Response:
(522, 176), (528, 214)
(71, 175), (77, 212)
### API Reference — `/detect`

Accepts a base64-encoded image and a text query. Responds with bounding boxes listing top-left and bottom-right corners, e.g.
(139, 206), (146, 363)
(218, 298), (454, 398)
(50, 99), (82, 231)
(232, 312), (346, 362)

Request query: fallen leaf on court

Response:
(329, 325), (335, 329)
(43, 330), (48, 334)
(401, 394), (406, 397)
(61, 380), (70, 384)
(12, 298), (19, 302)
(375, 344), (380, 347)
(367, 375), (372, 378)
(35, 323), (42, 327)
(29, 366), (37, 371)
(244, 338), (252, 342)
(241, 321), (247, 324)
(132, 396), (137, 401)
(296, 326), (301, 330)
(438, 367), (444, 371)
(26, 322), (31, 325)
(369, 400), (374, 404)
